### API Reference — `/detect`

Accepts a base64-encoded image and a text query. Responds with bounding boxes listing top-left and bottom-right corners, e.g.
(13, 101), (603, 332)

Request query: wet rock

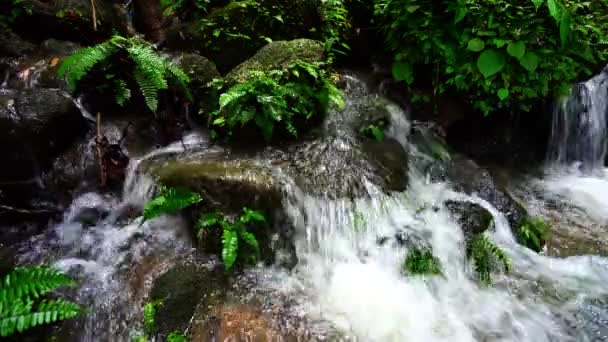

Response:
(171, 52), (220, 90)
(446, 154), (528, 229)
(224, 39), (324, 85)
(0, 29), (36, 58)
(445, 200), (494, 242)
(149, 259), (229, 339)
(70, 206), (109, 227)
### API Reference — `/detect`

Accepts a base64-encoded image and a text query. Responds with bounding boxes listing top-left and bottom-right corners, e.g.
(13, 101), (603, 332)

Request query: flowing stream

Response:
(13, 70), (608, 341)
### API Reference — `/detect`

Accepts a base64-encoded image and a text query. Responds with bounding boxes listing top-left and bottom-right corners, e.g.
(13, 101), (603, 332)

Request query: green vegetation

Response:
(196, 208), (265, 270)
(375, 0), (608, 114)
(143, 301), (161, 336)
(142, 186), (203, 223)
(0, 267), (81, 337)
(167, 331), (188, 342)
(208, 60), (344, 141)
(402, 247), (442, 276)
(468, 235), (511, 285)
(360, 117), (390, 141)
(320, 0), (351, 61)
(161, 0), (225, 21)
(57, 36), (191, 112)
(517, 216), (551, 252)
(0, 0), (31, 26)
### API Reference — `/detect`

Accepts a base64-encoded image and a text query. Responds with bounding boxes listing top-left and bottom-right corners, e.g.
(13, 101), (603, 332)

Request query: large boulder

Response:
(171, 52), (220, 90)
(166, 1), (322, 72)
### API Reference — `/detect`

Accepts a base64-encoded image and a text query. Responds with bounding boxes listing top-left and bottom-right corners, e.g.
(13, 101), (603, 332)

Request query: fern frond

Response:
(0, 299), (81, 337)
(127, 44), (169, 112)
(469, 235), (511, 285)
(114, 79), (132, 107)
(142, 187), (203, 223)
(0, 267), (76, 304)
(57, 41), (118, 92)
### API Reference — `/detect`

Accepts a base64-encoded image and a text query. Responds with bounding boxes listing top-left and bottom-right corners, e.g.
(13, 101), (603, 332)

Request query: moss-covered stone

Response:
(224, 39), (325, 85)
(166, 0), (322, 72)
(170, 52), (220, 92)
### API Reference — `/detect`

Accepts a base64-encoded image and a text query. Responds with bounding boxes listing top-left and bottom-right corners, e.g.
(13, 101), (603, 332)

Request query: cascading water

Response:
(547, 68), (608, 171)
(14, 71), (608, 342)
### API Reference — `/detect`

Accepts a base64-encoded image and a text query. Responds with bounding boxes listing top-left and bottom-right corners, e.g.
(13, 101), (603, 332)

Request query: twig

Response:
(96, 112), (106, 186)
(90, 0), (97, 32)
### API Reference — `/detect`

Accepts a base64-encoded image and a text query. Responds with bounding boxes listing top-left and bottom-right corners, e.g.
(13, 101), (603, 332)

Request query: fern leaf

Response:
(0, 267), (76, 304)
(238, 231), (260, 260)
(142, 187), (202, 223)
(0, 299), (80, 337)
(240, 208), (266, 224)
(57, 41), (118, 92)
(114, 79), (132, 107)
(127, 44), (169, 112)
(222, 229), (239, 270)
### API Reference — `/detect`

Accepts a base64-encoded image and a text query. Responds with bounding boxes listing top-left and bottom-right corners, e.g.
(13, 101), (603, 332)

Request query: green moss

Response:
(402, 248), (442, 276)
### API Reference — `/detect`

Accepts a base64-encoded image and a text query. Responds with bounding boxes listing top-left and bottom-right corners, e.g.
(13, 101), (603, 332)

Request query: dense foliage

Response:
(402, 247), (442, 276)
(468, 235), (511, 285)
(0, 267), (81, 337)
(57, 36), (191, 112)
(142, 186), (203, 223)
(196, 208), (265, 270)
(208, 60), (344, 141)
(375, 0), (608, 114)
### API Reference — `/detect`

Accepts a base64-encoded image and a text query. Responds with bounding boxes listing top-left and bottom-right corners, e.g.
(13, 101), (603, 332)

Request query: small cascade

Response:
(547, 68), (608, 171)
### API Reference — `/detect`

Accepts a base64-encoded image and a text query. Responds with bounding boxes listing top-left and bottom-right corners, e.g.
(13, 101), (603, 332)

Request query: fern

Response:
(209, 61), (343, 141)
(517, 216), (551, 252)
(167, 331), (188, 342)
(0, 267), (81, 337)
(469, 235), (511, 285)
(196, 208), (265, 270)
(402, 248), (442, 276)
(142, 186), (203, 223)
(143, 301), (161, 336)
(58, 36), (190, 112)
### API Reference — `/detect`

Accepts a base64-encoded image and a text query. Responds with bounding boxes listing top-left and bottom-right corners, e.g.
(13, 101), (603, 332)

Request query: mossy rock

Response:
(224, 38), (325, 85)
(166, 0), (322, 72)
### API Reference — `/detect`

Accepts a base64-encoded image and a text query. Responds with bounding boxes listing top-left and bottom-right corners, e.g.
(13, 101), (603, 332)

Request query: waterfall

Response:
(547, 68), (608, 171)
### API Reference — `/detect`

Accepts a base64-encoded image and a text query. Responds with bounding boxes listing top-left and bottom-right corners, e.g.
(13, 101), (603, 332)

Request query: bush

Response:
(57, 36), (191, 113)
(208, 60), (344, 141)
(374, 0), (608, 115)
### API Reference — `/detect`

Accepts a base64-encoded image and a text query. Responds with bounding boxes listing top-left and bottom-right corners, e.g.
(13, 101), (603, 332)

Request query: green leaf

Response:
(370, 126), (384, 141)
(241, 208), (266, 224)
(547, 0), (561, 21)
(239, 231), (260, 260)
(559, 15), (571, 46)
(467, 38), (485, 52)
(497, 88), (509, 100)
(476, 49), (506, 78)
(454, 6), (468, 23)
(532, 0), (544, 9)
(222, 229), (239, 270)
(406, 5), (419, 13)
(392, 61), (414, 84)
(142, 187), (202, 223)
(519, 52), (539, 72)
(507, 41), (526, 59)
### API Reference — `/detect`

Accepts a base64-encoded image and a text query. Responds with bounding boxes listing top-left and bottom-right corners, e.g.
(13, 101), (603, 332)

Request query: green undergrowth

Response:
(207, 60), (344, 141)
(0, 267), (82, 337)
(375, 0), (608, 115)
(57, 35), (191, 113)
(402, 247), (443, 276)
(468, 234), (511, 285)
(195, 208), (265, 270)
(142, 186), (203, 224)
(360, 117), (390, 141)
(516, 216), (551, 252)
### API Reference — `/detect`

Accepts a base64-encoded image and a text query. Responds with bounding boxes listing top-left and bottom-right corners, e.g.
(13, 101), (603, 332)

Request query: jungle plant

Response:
(0, 0), (32, 27)
(360, 117), (390, 142)
(209, 60), (344, 141)
(402, 247), (442, 276)
(320, 0), (351, 61)
(516, 216), (551, 252)
(57, 35), (191, 112)
(196, 208), (265, 270)
(143, 300), (162, 336)
(468, 234), (511, 285)
(0, 267), (81, 337)
(142, 186), (203, 223)
(374, 0), (608, 115)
